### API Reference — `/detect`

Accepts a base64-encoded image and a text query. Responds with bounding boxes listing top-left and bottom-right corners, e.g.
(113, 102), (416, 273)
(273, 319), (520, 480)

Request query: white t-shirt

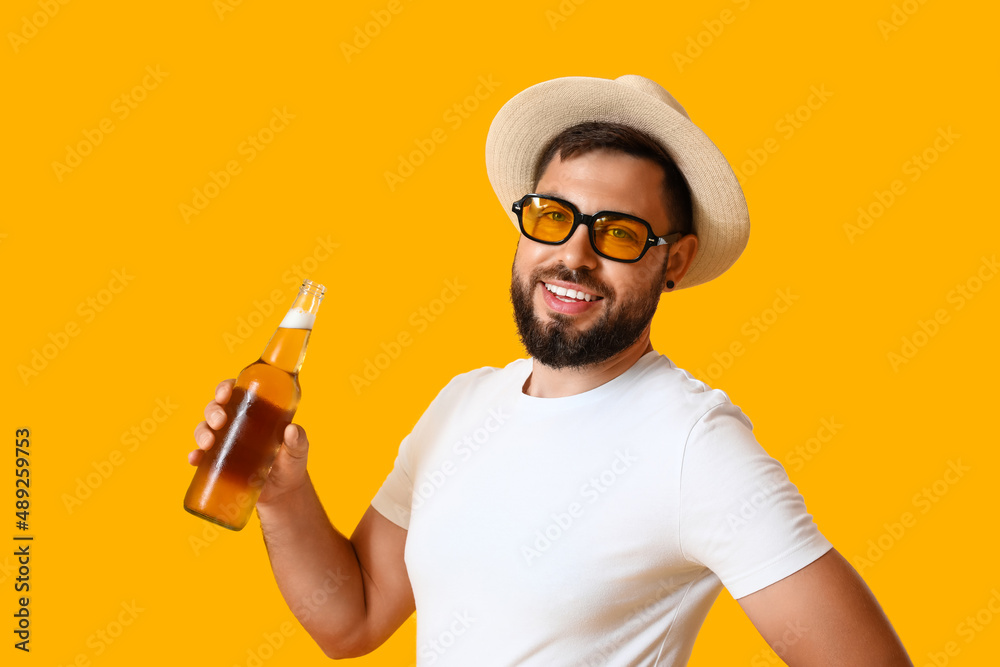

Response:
(372, 351), (832, 666)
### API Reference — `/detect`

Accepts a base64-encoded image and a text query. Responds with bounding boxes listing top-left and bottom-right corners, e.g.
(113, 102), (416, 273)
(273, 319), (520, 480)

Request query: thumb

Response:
(282, 423), (310, 460)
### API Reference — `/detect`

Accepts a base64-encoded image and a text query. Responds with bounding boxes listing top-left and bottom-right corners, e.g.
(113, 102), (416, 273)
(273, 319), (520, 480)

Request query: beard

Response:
(510, 256), (669, 370)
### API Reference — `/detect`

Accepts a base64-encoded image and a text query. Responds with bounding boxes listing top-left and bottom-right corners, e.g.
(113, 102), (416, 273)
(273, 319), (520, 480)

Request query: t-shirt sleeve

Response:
(371, 432), (415, 530)
(678, 400), (833, 599)
(368, 367), (499, 531)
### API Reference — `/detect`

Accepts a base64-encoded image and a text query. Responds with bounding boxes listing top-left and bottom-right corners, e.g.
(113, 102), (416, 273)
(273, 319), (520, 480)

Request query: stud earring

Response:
(666, 280), (675, 289)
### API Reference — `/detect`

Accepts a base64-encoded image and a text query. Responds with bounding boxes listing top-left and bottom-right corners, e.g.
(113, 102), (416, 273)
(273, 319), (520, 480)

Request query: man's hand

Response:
(187, 379), (414, 658)
(737, 548), (913, 665)
(188, 379), (309, 506)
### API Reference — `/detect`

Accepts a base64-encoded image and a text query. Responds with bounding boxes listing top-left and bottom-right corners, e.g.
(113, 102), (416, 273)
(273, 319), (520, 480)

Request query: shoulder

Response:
(443, 357), (529, 389)
(631, 353), (754, 432)
(426, 358), (530, 406)
(404, 359), (528, 449)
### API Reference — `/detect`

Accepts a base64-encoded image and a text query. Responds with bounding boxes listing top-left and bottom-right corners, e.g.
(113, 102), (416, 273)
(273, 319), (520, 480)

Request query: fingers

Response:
(194, 421), (215, 450)
(215, 379), (235, 405)
(189, 380), (235, 467)
(202, 379), (235, 435)
(282, 423), (310, 459)
(204, 399), (227, 430)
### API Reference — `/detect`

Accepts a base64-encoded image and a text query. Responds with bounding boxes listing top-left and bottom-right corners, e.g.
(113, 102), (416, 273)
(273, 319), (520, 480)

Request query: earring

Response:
(666, 280), (675, 290)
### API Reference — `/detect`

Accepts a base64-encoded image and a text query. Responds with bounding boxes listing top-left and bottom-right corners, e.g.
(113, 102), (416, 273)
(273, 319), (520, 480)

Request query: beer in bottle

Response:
(184, 280), (325, 530)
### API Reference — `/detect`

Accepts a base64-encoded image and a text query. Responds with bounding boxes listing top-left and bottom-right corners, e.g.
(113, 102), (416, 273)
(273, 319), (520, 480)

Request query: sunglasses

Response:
(512, 195), (682, 263)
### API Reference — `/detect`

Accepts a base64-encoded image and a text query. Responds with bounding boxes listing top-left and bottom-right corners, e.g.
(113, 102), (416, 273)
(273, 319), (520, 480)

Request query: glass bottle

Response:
(184, 280), (325, 530)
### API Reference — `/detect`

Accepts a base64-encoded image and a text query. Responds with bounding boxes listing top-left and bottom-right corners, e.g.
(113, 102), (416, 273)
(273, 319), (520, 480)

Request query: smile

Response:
(542, 282), (602, 303)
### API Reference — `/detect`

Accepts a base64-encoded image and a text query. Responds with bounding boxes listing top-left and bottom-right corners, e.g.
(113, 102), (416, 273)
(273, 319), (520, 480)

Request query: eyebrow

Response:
(532, 192), (643, 219)
(533, 191), (566, 201)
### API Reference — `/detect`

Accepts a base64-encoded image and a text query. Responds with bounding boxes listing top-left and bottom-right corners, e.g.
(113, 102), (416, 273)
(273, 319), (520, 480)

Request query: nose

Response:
(557, 223), (599, 271)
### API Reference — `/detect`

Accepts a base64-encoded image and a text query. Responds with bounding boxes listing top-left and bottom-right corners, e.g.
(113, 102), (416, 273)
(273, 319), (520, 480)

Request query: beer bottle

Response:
(184, 280), (325, 531)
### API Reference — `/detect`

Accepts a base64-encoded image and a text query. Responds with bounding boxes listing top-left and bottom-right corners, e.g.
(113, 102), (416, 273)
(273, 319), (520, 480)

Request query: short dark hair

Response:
(533, 121), (694, 237)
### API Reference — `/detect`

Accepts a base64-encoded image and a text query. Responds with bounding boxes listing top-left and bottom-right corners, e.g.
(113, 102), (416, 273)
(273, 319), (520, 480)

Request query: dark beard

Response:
(510, 258), (668, 370)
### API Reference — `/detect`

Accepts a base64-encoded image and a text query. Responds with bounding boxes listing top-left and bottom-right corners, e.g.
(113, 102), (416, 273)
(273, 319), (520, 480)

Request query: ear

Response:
(662, 234), (698, 292)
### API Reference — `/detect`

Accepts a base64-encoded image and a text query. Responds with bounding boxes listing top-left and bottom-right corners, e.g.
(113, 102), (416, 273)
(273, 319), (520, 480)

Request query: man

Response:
(189, 75), (913, 665)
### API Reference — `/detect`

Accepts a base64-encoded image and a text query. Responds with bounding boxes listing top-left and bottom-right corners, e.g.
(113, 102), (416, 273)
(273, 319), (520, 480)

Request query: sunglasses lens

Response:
(517, 196), (652, 261)
(520, 197), (574, 243)
(592, 216), (649, 260)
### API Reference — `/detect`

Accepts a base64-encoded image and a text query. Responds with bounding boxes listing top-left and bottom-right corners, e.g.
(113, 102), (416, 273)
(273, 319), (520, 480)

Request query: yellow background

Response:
(3, 0), (997, 665)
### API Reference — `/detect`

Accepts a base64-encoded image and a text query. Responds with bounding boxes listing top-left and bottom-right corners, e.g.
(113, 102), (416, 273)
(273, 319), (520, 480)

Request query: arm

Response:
(191, 380), (414, 659)
(737, 548), (912, 666)
(256, 479), (415, 658)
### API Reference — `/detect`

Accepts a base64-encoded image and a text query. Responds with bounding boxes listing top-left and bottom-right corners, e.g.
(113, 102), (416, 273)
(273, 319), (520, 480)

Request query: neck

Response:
(522, 326), (655, 398)
(260, 328), (311, 374)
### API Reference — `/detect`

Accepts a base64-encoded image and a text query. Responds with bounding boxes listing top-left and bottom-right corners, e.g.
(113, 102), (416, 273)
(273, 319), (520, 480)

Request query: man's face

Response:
(510, 149), (674, 369)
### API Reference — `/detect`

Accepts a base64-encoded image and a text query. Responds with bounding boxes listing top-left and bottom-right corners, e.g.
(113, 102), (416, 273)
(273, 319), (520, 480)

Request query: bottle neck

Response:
(260, 328), (311, 374)
(260, 282), (324, 374)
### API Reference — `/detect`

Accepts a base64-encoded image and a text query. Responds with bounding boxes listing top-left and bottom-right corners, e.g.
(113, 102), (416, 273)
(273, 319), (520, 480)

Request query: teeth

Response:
(544, 282), (598, 302)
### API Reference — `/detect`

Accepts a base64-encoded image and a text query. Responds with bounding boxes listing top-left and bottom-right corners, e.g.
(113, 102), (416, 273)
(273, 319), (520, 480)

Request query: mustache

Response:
(531, 265), (614, 299)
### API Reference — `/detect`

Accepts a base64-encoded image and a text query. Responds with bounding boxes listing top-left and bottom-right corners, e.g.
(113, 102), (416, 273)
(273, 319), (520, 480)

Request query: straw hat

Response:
(485, 74), (750, 289)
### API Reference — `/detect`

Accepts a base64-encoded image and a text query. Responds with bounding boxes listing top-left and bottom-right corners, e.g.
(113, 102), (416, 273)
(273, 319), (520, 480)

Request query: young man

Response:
(190, 75), (913, 665)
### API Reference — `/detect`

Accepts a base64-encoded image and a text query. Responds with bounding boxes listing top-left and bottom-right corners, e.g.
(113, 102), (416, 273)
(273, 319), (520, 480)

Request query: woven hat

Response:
(485, 74), (750, 289)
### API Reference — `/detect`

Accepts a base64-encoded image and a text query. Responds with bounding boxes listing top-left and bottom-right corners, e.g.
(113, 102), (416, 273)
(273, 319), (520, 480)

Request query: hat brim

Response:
(485, 76), (749, 289)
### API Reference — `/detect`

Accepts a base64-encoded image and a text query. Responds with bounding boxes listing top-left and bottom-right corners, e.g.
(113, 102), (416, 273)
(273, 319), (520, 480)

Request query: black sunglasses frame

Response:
(511, 194), (682, 263)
